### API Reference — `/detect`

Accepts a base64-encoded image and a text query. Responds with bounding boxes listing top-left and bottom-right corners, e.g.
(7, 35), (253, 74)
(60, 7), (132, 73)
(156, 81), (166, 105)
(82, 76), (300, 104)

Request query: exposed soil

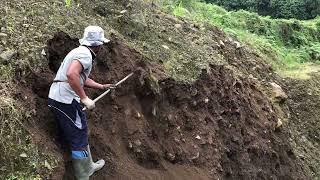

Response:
(15, 32), (309, 180)
(284, 75), (320, 179)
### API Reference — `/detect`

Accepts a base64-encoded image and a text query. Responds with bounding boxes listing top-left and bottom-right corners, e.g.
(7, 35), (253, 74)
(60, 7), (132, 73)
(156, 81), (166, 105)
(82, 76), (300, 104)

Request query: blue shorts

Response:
(48, 98), (88, 151)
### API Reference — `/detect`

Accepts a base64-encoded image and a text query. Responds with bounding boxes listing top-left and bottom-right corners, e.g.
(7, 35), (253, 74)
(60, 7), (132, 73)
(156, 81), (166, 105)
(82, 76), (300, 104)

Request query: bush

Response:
(172, 4), (190, 17)
(316, 20), (320, 32)
(172, 0), (200, 8)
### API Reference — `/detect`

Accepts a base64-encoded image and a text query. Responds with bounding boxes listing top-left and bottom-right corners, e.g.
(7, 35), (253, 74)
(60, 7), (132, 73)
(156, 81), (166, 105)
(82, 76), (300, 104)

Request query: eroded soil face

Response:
(21, 32), (308, 179)
(284, 76), (320, 179)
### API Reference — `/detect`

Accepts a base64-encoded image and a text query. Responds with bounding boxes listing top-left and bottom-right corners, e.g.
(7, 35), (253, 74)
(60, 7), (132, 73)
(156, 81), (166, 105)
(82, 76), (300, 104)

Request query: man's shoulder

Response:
(72, 46), (91, 55)
(68, 46), (92, 62)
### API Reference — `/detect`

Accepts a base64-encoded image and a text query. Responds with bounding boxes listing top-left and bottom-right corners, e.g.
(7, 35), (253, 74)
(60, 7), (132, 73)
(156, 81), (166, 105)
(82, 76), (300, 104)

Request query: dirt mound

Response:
(90, 0), (276, 83)
(22, 32), (308, 179)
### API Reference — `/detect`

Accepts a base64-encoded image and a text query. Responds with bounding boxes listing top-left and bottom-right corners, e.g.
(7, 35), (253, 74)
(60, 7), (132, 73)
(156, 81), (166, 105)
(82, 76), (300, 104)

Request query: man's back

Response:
(48, 46), (93, 104)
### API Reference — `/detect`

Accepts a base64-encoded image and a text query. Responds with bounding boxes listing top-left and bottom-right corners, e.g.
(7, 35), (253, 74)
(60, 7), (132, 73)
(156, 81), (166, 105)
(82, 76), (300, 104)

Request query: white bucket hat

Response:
(79, 26), (110, 46)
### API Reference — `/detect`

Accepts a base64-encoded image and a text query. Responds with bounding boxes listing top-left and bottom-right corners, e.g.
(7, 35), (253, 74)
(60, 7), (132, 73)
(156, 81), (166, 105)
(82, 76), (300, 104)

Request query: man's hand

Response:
(81, 96), (95, 110)
(102, 84), (116, 90)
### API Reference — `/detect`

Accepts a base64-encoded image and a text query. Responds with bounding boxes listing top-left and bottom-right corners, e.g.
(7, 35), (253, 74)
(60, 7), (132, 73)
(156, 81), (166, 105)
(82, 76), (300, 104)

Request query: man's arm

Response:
(67, 60), (95, 110)
(67, 60), (87, 99)
(85, 78), (116, 90)
(85, 78), (104, 89)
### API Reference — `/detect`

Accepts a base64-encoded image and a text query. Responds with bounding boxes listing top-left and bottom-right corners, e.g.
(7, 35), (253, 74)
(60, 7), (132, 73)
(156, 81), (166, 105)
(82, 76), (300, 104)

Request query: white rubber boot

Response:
(87, 145), (105, 176)
(72, 157), (91, 180)
(72, 145), (105, 180)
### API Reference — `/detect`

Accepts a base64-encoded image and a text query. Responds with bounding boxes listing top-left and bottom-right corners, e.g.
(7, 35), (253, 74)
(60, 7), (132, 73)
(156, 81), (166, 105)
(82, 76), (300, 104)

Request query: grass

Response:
(281, 63), (320, 79)
(0, 94), (55, 179)
(164, 0), (320, 79)
(0, 65), (14, 81)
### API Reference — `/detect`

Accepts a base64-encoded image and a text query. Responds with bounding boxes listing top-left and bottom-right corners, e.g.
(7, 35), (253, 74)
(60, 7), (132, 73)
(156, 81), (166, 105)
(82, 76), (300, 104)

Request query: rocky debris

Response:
(152, 107), (157, 116)
(219, 40), (225, 48)
(190, 87), (198, 96)
(189, 152), (200, 161)
(166, 152), (176, 162)
(192, 100), (197, 106)
(270, 82), (288, 103)
(0, 33), (7, 37)
(0, 49), (17, 64)
(120, 10), (127, 14)
(204, 98), (209, 103)
(162, 45), (169, 50)
(19, 153), (28, 158)
(174, 24), (182, 29)
(208, 135), (213, 145)
(135, 111), (142, 118)
(174, 137), (180, 143)
(44, 160), (52, 170)
(41, 49), (46, 56)
(276, 118), (283, 129)
(128, 142), (133, 149)
(191, 23), (200, 31)
(167, 114), (173, 121)
(195, 135), (201, 140)
(134, 139), (142, 147)
(234, 41), (241, 49)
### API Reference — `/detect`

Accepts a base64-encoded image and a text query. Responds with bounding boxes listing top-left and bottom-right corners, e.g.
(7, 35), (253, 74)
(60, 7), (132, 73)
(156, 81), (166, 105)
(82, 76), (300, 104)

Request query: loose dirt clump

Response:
(17, 32), (309, 179)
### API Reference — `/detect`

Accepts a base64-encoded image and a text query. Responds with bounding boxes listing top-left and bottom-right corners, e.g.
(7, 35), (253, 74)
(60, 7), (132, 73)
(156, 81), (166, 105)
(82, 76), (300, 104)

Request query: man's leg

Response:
(48, 99), (105, 179)
(54, 115), (69, 149)
(72, 145), (105, 179)
(67, 100), (105, 179)
(48, 98), (69, 149)
(86, 145), (105, 176)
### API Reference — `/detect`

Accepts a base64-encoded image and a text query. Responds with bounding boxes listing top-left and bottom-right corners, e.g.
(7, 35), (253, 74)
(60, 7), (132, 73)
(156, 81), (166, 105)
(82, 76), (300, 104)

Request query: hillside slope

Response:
(0, 0), (318, 179)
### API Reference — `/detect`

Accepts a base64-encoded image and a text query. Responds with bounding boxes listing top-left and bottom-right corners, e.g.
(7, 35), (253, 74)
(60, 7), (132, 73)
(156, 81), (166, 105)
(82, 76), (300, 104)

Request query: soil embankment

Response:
(19, 32), (308, 179)
(284, 76), (320, 178)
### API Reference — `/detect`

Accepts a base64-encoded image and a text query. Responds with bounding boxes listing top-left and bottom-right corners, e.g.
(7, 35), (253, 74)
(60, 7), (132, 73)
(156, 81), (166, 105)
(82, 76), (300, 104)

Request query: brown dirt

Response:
(18, 32), (309, 180)
(283, 75), (320, 179)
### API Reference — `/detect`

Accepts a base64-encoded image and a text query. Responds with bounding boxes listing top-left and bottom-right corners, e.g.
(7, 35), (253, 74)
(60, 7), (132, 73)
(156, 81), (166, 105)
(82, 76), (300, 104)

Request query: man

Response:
(48, 26), (114, 179)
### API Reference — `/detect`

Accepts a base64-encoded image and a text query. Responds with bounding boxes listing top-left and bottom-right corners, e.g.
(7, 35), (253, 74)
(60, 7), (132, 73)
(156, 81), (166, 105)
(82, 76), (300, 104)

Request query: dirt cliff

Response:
(21, 32), (307, 179)
(1, 0), (318, 179)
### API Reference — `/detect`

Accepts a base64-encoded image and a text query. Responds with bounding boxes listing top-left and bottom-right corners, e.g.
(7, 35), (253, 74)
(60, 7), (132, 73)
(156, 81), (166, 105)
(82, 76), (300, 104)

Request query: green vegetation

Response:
(164, 0), (320, 79)
(65, 0), (72, 8)
(205, 0), (320, 20)
(0, 94), (55, 179)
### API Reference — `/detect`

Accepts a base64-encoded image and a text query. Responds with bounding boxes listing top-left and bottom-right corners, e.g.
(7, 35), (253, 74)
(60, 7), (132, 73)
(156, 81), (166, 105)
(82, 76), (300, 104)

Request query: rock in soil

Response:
(0, 49), (17, 64)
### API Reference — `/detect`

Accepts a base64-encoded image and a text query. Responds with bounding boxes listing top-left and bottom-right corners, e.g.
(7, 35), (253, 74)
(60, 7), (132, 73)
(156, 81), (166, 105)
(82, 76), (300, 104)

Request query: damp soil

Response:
(18, 32), (309, 179)
(283, 76), (320, 179)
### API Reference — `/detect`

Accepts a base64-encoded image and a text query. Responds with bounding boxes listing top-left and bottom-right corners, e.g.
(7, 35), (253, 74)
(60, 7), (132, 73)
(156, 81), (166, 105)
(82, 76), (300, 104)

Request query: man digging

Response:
(48, 26), (114, 179)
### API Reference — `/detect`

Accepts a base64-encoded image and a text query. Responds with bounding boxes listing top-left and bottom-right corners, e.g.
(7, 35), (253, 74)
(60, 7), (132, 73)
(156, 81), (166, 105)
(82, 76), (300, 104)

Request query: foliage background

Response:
(204, 0), (320, 20)
(164, 0), (320, 79)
